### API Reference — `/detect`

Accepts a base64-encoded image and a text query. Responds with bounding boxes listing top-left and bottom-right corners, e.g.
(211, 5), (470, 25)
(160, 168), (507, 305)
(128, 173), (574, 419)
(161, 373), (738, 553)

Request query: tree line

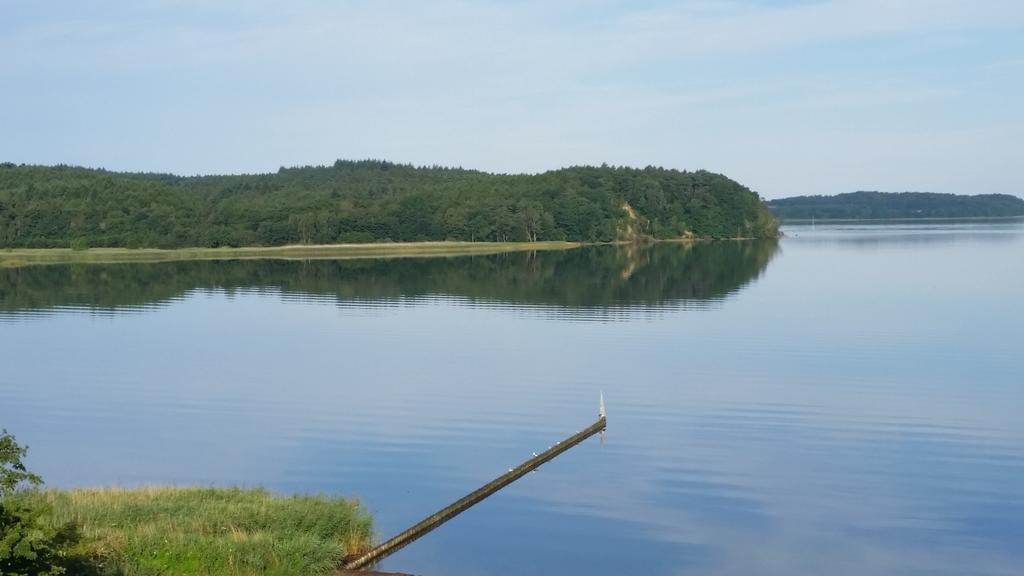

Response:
(767, 191), (1024, 220)
(0, 160), (778, 249)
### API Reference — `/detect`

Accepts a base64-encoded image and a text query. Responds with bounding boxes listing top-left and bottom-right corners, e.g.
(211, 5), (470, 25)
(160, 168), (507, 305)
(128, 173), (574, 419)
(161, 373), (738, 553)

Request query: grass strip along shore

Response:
(13, 487), (373, 576)
(0, 240), (581, 268)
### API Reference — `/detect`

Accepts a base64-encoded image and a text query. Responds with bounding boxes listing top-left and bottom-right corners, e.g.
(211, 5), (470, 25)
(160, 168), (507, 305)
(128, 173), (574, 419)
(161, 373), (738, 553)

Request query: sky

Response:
(1, 0), (1022, 199)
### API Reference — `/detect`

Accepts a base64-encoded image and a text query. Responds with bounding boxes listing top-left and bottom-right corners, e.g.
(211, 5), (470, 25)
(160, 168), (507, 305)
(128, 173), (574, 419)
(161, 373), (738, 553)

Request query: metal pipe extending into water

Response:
(342, 398), (607, 571)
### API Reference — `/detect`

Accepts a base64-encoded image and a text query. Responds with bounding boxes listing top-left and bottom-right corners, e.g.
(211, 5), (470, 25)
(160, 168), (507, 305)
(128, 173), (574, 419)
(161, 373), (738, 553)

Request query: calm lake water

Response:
(2, 220), (1022, 575)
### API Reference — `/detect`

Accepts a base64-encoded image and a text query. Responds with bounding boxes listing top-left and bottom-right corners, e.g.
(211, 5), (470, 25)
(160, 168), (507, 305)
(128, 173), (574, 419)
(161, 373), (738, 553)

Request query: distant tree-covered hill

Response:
(0, 161), (777, 249)
(767, 191), (1024, 220)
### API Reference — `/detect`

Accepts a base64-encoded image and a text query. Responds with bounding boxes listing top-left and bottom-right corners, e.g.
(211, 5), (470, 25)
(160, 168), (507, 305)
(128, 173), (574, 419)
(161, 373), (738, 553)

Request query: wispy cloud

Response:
(1, 0), (1022, 196)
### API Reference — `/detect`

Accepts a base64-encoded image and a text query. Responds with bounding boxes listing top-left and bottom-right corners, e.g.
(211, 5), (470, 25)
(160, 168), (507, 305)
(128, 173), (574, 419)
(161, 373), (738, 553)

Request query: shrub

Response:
(0, 430), (80, 575)
(0, 431), (41, 494)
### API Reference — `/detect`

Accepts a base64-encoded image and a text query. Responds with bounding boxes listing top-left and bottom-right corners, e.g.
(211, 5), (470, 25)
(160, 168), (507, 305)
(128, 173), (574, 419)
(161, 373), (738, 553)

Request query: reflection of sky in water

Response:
(1, 221), (1022, 575)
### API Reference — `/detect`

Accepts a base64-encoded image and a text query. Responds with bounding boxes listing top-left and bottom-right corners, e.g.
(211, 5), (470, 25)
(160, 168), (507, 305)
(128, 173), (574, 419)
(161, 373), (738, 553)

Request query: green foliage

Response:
(19, 487), (374, 576)
(0, 161), (778, 249)
(0, 430), (76, 576)
(0, 430), (373, 575)
(0, 500), (77, 576)
(0, 430), (41, 495)
(767, 191), (1024, 220)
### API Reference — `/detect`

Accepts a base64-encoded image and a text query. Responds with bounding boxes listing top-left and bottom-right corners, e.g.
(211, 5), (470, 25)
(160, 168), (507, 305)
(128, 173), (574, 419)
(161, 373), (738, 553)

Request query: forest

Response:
(0, 160), (778, 249)
(767, 191), (1024, 220)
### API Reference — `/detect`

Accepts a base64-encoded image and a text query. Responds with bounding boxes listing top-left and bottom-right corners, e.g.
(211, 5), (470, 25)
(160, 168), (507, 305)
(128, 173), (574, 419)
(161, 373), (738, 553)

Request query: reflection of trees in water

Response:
(0, 241), (778, 315)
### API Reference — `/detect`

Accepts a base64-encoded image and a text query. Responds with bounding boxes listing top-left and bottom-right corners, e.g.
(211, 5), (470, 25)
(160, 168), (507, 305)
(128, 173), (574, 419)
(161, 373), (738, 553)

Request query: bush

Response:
(0, 430), (80, 575)
(0, 431), (41, 494)
(0, 500), (79, 576)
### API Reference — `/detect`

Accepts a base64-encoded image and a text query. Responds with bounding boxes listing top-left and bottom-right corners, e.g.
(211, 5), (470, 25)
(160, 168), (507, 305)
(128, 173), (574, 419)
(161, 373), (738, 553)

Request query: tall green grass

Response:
(18, 486), (374, 576)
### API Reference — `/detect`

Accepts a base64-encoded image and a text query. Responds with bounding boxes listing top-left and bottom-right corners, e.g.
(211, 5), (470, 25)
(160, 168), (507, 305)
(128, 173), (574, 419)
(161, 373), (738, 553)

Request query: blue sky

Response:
(1, 0), (1022, 198)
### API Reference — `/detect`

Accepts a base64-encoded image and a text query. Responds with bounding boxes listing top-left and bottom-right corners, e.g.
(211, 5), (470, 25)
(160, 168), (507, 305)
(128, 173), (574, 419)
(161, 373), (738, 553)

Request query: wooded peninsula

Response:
(0, 161), (778, 249)
(767, 191), (1024, 220)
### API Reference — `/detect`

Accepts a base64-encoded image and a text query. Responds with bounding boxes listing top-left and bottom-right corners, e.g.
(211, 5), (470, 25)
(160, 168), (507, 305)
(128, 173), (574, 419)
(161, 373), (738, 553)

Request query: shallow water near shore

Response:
(2, 220), (1022, 575)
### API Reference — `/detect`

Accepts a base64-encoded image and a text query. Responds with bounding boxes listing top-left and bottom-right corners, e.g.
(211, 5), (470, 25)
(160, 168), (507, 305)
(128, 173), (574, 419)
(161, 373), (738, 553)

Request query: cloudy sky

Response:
(2, 0), (1022, 198)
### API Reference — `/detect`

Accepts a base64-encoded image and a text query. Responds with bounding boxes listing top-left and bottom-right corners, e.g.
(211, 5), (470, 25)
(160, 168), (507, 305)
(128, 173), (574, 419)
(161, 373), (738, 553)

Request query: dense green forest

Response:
(0, 161), (777, 248)
(0, 241), (778, 315)
(767, 191), (1024, 220)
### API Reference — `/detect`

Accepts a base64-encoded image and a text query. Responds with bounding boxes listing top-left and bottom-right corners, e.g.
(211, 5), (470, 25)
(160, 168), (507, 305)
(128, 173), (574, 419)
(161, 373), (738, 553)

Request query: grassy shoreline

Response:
(0, 240), (582, 268)
(15, 486), (374, 576)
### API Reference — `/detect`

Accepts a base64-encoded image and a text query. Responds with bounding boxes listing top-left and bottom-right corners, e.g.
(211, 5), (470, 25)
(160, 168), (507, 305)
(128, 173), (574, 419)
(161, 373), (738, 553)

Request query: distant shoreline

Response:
(767, 191), (1024, 221)
(778, 215), (1024, 224)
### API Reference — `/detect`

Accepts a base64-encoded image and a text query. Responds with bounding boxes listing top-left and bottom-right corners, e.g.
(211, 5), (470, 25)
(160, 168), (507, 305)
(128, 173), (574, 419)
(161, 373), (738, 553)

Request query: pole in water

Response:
(342, 397), (607, 571)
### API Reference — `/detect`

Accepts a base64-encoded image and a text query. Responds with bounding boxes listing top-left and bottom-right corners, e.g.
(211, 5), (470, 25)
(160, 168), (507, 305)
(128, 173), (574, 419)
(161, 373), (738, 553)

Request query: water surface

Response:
(1, 221), (1022, 575)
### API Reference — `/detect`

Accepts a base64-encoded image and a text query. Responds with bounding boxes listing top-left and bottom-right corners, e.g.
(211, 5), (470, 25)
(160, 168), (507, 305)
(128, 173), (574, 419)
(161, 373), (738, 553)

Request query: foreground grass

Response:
(0, 240), (581, 268)
(17, 486), (374, 576)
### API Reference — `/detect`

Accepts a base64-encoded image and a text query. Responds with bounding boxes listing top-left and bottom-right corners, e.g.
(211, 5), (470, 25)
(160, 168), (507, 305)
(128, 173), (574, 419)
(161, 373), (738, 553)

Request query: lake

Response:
(2, 220), (1022, 575)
